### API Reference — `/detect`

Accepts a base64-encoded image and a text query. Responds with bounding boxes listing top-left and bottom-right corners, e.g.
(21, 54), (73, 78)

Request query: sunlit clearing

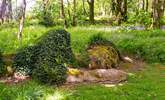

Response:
(46, 91), (65, 100)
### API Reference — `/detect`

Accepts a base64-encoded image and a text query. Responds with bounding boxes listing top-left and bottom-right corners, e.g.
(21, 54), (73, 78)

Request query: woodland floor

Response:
(0, 59), (165, 100)
(0, 26), (165, 99)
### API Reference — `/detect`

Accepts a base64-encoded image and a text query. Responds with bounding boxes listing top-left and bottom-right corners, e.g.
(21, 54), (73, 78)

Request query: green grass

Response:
(68, 27), (165, 63)
(0, 64), (165, 100)
(0, 25), (57, 54)
(1, 25), (165, 63)
(66, 64), (165, 100)
(0, 25), (165, 99)
(0, 80), (69, 100)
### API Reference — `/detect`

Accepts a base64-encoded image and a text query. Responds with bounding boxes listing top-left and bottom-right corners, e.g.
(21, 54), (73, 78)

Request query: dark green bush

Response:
(12, 46), (39, 75)
(0, 50), (5, 76)
(32, 29), (74, 85)
(40, 13), (55, 26)
(33, 61), (67, 85)
(13, 29), (74, 85)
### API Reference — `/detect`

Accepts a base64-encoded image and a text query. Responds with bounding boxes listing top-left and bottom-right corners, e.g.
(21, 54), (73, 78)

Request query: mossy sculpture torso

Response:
(13, 29), (74, 85)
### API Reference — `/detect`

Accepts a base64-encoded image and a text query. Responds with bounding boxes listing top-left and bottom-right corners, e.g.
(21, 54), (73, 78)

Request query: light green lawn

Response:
(0, 25), (165, 100)
(0, 64), (165, 100)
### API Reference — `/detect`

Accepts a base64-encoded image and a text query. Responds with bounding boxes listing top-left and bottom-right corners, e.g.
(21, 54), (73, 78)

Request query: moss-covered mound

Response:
(87, 34), (121, 69)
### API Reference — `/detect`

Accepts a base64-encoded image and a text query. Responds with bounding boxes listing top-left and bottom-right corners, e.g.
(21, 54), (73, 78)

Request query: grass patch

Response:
(69, 27), (165, 63)
(0, 80), (69, 100)
(0, 64), (165, 99)
(0, 25), (165, 63)
(66, 64), (165, 100)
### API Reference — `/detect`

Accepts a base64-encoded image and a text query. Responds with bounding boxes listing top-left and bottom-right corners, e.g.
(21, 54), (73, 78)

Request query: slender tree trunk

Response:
(114, 0), (127, 25)
(122, 0), (127, 21)
(6, 0), (12, 22)
(116, 0), (122, 25)
(111, 0), (116, 16)
(87, 0), (94, 24)
(142, 0), (145, 10)
(82, 0), (87, 15)
(151, 0), (165, 29)
(66, 0), (71, 21)
(60, 0), (67, 28)
(0, 0), (7, 24)
(17, 0), (26, 44)
(72, 0), (76, 26)
(145, 0), (148, 11)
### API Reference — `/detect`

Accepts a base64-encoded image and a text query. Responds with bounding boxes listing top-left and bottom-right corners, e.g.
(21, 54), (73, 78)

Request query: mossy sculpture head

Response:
(87, 34), (120, 69)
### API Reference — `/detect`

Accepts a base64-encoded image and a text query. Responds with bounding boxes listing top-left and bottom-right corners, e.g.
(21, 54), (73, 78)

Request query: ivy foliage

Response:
(13, 29), (74, 85)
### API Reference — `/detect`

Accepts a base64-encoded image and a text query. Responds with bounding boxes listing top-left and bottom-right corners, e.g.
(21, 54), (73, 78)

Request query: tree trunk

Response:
(145, 0), (148, 11)
(82, 0), (87, 15)
(6, 0), (12, 22)
(111, 0), (115, 16)
(113, 0), (127, 25)
(61, 0), (67, 28)
(151, 0), (165, 29)
(122, 0), (127, 22)
(72, 0), (76, 26)
(0, 0), (7, 24)
(142, 0), (145, 10)
(66, 0), (71, 21)
(17, 0), (26, 44)
(87, 0), (95, 24)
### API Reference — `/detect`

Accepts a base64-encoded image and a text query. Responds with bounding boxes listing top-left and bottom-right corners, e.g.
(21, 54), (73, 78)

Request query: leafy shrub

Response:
(0, 50), (5, 76)
(32, 29), (74, 85)
(13, 29), (74, 85)
(33, 62), (67, 85)
(40, 12), (55, 26)
(128, 10), (151, 27)
(12, 46), (39, 75)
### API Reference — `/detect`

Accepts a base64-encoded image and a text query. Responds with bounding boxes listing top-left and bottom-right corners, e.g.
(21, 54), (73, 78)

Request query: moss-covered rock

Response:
(87, 34), (121, 69)
(87, 45), (119, 69)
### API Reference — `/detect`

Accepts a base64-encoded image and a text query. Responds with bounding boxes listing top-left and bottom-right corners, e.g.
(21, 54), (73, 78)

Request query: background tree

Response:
(17, 0), (26, 44)
(114, 0), (127, 25)
(61, 0), (67, 28)
(145, 0), (149, 11)
(87, 0), (94, 24)
(151, 0), (165, 29)
(6, 0), (12, 22)
(0, 0), (7, 24)
(72, 0), (76, 26)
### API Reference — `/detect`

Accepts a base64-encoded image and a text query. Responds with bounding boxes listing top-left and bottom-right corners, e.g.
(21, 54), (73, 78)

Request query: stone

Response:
(66, 75), (83, 83)
(66, 68), (127, 84)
